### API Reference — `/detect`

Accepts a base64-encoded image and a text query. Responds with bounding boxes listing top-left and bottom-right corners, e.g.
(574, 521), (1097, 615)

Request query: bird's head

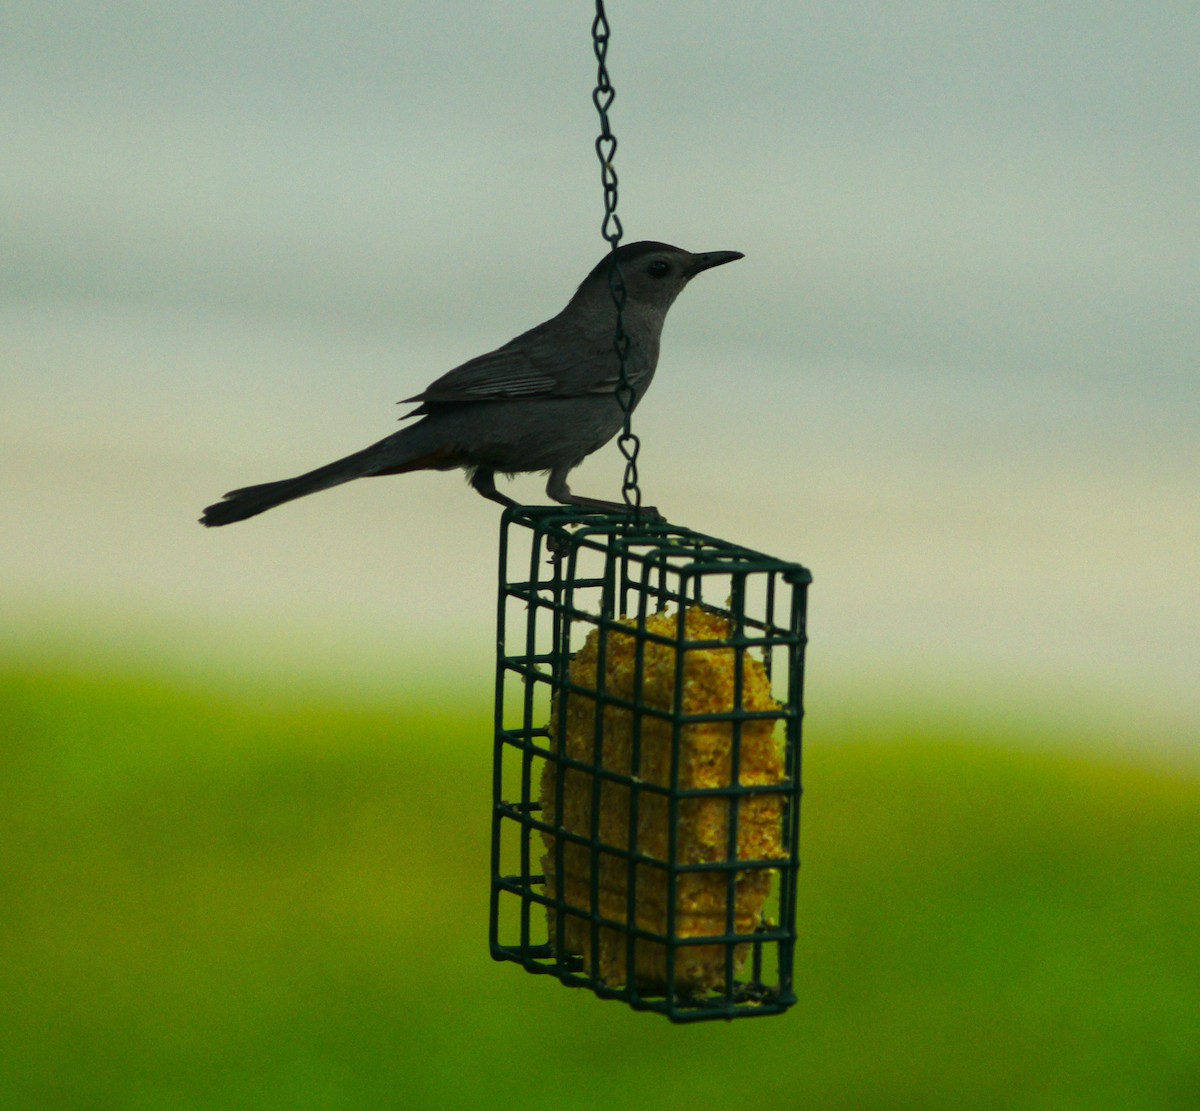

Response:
(573, 241), (744, 319)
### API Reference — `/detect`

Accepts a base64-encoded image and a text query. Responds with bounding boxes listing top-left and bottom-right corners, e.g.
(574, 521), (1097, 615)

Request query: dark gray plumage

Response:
(200, 240), (742, 526)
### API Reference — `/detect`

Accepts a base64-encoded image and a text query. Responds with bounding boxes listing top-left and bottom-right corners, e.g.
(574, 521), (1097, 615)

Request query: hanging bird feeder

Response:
(490, 509), (811, 1021)
(489, 3), (812, 1022)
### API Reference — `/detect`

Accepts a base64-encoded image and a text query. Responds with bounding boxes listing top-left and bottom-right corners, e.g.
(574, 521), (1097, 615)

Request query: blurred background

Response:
(2, 3), (1197, 1108)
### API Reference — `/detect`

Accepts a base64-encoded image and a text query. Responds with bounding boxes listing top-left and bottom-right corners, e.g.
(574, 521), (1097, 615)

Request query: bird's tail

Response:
(200, 429), (453, 527)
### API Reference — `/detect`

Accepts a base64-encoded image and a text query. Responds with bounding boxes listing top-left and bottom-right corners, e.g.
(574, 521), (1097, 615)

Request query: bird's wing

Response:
(400, 319), (641, 410)
(403, 345), (562, 405)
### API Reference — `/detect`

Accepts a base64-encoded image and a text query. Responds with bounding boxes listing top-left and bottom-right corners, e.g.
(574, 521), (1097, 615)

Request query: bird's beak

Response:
(685, 250), (744, 277)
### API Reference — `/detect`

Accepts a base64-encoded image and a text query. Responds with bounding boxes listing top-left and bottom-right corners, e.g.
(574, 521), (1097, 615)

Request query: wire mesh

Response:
(490, 506), (812, 1022)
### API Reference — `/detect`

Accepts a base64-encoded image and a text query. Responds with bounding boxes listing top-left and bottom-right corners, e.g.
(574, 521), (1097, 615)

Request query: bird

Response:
(199, 240), (742, 527)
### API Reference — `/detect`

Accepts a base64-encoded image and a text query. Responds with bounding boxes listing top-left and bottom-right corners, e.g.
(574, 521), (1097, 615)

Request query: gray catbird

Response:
(199, 240), (742, 527)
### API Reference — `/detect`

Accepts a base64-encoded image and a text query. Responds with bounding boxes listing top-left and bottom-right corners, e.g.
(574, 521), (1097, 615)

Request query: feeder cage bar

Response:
(490, 506), (811, 1022)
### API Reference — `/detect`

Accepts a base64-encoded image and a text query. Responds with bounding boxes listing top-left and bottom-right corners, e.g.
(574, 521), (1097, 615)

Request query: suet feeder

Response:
(490, 507), (811, 1021)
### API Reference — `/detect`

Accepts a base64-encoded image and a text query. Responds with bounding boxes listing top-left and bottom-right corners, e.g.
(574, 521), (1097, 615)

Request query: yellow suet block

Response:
(541, 605), (787, 992)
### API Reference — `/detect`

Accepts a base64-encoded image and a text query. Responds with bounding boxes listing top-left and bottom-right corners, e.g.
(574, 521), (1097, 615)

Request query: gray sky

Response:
(3, 3), (1197, 748)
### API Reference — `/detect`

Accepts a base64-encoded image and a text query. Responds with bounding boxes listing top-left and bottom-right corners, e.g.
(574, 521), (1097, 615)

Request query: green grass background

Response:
(2, 657), (1197, 1110)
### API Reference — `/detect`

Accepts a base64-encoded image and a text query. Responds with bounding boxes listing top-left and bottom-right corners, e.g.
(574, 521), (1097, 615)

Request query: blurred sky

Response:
(2, 3), (1197, 747)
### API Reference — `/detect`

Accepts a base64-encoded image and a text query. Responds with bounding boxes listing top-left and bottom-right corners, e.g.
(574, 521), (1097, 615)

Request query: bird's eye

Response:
(647, 260), (671, 278)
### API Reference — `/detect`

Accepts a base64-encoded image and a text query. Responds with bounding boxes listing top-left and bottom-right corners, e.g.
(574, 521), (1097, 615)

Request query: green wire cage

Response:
(490, 506), (812, 1022)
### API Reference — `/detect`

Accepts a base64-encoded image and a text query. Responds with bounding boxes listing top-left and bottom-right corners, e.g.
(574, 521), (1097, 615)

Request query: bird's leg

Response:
(545, 467), (663, 522)
(469, 468), (519, 508)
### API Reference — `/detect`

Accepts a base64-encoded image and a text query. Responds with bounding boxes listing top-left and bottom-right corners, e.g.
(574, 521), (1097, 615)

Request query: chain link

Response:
(591, 1), (642, 515)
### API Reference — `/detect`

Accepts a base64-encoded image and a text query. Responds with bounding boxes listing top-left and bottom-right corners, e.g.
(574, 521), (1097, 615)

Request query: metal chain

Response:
(591, 1), (642, 515)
